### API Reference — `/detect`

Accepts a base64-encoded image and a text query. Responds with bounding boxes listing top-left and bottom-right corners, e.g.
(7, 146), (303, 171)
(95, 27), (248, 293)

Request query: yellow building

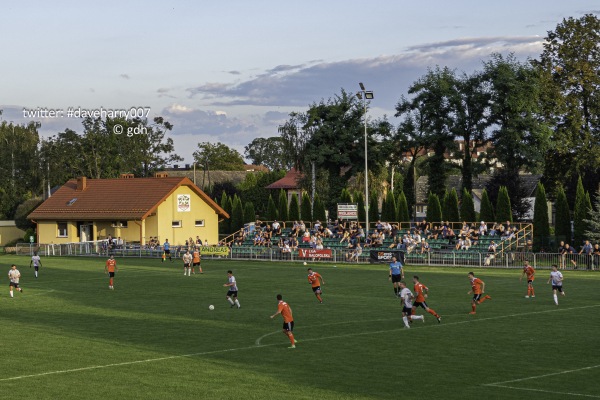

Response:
(0, 220), (26, 245)
(28, 175), (229, 245)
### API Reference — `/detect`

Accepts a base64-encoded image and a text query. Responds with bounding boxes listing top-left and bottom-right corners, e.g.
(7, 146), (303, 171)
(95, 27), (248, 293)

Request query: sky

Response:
(1, 1), (598, 165)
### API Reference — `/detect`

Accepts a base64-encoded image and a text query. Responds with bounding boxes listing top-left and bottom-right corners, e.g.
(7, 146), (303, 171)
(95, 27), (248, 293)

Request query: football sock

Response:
(10, 290), (13, 298)
(402, 316), (410, 328)
(227, 298), (234, 306)
(35, 271), (38, 278)
(427, 309), (440, 318)
(316, 294), (322, 302)
(530, 287), (535, 296)
(471, 304), (476, 312)
(394, 287), (398, 295)
(184, 269), (187, 275)
(412, 315), (424, 321)
(234, 299), (240, 308)
(553, 294), (558, 305)
(188, 269), (191, 276)
(288, 333), (295, 345)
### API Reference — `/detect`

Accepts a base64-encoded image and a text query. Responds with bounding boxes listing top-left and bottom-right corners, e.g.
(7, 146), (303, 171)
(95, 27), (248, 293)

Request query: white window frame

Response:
(57, 222), (68, 237)
(195, 220), (205, 227)
(172, 220), (182, 228)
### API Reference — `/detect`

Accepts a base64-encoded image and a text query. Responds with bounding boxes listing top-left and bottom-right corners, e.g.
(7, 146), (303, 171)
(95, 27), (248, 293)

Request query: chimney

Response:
(120, 173), (135, 179)
(154, 172), (169, 178)
(76, 177), (87, 191)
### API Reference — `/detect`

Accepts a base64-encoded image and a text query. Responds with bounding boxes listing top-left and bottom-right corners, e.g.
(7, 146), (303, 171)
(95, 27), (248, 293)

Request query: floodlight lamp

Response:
(356, 92), (363, 100)
(359, 82), (365, 91)
(365, 91), (374, 100)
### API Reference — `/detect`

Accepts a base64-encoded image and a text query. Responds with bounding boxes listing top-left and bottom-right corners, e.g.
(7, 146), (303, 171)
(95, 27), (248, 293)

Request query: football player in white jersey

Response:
(30, 252), (42, 278)
(547, 264), (565, 305)
(398, 281), (423, 328)
(223, 270), (241, 309)
(8, 264), (23, 297)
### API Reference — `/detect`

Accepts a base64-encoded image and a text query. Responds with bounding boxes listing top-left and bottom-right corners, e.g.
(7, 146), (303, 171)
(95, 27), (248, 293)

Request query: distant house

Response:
(0, 221), (26, 245)
(28, 174), (229, 245)
(265, 168), (305, 204)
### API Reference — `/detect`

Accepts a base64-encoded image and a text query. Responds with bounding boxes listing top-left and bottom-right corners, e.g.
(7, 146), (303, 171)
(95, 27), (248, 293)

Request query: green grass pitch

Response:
(1, 255), (599, 399)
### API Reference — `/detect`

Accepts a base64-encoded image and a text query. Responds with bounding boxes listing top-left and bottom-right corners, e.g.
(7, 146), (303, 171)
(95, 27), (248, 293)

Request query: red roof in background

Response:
(28, 176), (229, 220)
(265, 168), (304, 189)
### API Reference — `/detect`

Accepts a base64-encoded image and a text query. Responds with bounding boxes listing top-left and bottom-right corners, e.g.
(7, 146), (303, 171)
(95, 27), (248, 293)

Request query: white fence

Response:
(13, 241), (599, 271)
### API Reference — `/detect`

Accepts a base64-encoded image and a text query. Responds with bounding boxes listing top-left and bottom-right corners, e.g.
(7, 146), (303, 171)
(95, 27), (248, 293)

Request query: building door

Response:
(80, 224), (91, 242)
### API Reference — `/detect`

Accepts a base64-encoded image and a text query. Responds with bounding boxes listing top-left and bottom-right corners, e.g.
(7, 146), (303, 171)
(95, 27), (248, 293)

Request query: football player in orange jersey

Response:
(412, 276), (441, 323)
(105, 255), (118, 290)
(192, 247), (203, 274)
(467, 272), (491, 314)
(520, 260), (536, 298)
(270, 294), (297, 348)
(307, 268), (325, 303)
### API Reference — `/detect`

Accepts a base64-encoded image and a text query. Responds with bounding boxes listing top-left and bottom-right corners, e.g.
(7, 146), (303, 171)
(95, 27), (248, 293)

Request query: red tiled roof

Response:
(28, 177), (229, 221)
(265, 168), (303, 189)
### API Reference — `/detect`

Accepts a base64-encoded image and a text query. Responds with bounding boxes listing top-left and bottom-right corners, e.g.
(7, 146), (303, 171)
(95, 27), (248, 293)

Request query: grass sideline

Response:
(0, 255), (599, 400)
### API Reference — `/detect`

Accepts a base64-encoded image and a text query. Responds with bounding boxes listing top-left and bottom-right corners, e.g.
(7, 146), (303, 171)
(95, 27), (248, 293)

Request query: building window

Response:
(172, 220), (182, 228)
(57, 222), (68, 237)
(195, 220), (205, 227)
(111, 221), (128, 228)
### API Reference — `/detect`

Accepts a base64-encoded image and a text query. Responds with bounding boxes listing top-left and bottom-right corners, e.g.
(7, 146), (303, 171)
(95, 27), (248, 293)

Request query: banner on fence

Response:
(369, 250), (405, 264)
(298, 249), (333, 259)
(337, 203), (358, 220)
(199, 246), (230, 256)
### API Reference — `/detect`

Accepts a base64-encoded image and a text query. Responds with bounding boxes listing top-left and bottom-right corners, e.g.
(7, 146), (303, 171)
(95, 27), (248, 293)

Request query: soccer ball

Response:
(303, 262), (307, 266)
(209, 305), (215, 310)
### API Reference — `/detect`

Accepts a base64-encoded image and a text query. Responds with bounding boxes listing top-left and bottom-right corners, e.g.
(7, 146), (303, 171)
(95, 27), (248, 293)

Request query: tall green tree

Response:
(426, 192), (442, 224)
(356, 192), (366, 225)
(538, 14), (600, 195)
(533, 183), (550, 251)
(479, 189), (495, 223)
(230, 195), (244, 232)
(496, 186), (512, 223)
(243, 201), (256, 224)
(369, 191), (379, 224)
(442, 188), (460, 222)
(554, 186), (571, 243)
(288, 194), (300, 221)
(238, 170), (285, 216)
(244, 137), (290, 171)
(396, 191), (410, 223)
(460, 188), (476, 222)
(278, 189), (289, 222)
(584, 186), (600, 242)
(313, 194), (326, 222)
(266, 194), (278, 221)
(382, 191), (396, 221)
(340, 188), (352, 203)
(193, 142), (245, 171)
(301, 192), (312, 222)
(219, 191), (231, 234)
(573, 176), (588, 246)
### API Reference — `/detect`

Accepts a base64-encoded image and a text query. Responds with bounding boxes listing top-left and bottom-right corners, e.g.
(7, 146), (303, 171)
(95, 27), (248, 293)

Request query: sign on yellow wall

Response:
(177, 194), (191, 212)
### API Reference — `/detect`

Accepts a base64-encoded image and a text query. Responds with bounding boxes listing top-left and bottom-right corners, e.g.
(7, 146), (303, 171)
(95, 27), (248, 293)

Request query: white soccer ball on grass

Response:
(209, 305), (215, 310)
(303, 262), (307, 266)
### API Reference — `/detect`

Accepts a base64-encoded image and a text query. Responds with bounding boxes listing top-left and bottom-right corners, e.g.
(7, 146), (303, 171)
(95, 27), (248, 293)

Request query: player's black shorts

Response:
(193, 262), (200, 266)
(391, 274), (402, 283)
(184, 262), (191, 267)
(34, 266), (39, 270)
(9, 282), (19, 288)
(402, 306), (413, 314)
(413, 301), (428, 309)
(552, 285), (563, 292)
(283, 321), (294, 331)
(164, 249), (171, 255)
(108, 272), (115, 277)
(527, 279), (534, 284)
(227, 290), (238, 298)
(312, 286), (321, 293)
(472, 294), (482, 302)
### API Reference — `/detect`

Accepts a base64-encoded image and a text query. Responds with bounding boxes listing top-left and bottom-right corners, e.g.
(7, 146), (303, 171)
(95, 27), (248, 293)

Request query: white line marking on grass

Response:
(485, 364), (600, 386)
(24, 289), (55, 297)
(486, 384), (600, 398)
(2, 304), (598, 382)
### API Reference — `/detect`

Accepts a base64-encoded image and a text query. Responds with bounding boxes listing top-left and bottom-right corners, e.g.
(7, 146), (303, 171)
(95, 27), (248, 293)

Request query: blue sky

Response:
(1, 1), (598, 164)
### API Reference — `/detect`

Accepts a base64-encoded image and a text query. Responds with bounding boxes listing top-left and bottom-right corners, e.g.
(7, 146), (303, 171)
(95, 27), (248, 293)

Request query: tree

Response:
(538, 14), (600, 196)
(243, 201), (256, 224)
(289, 194), (300, 221)
(356, 192), (366, 225)
(244, 137), (290, 171)
(573, 176), (588, 246)
(278, 189), (289, 222)
(426, 192), (442, 224)
(266, 194), (278, 221)
(403, 166), (416, 219)
(479, 189), (495, 223)
(301, 192), (312, 222)
(584, 186), (600, 242)
(230, 195), (244, 232)
(533, 183), (550, 251)
(14, 199), (44, 232)
(369, 191), (379, 225)
(277, 112), (311, 171)
(396, 191), (410, 223)
(193, 142), (245, 171)
(382, 191), (396, 222)
(460, 189), (476, 222)
(496, 186), (512, 223)
(219, 191), (231, 234)
(554, 186), (571, 243)
(313, 194), (326, 222)
(340, 188), (352, 203)
(443, 188), (460, 222)
(238, 170), (285, 216)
